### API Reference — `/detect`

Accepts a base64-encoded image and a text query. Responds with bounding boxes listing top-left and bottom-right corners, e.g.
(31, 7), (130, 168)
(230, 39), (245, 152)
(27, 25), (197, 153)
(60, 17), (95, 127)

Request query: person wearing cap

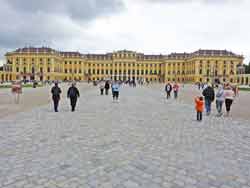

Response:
(202, 83), (215, 116)
(51, 81), (62, 112)
(67, 82), (80, 112)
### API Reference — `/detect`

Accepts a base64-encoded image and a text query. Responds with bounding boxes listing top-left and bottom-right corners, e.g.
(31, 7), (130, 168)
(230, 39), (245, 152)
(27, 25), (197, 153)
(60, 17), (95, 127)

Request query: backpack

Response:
(68, 88), (76, 98)
(53, 87), (61, 96)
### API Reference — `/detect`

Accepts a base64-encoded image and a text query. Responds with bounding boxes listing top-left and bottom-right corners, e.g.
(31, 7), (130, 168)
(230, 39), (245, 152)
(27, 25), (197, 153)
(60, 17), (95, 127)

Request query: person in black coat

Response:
(67, 82), (80, 112)
(51, 82), (62, 112)
(104, 81), (110, 95)
(165, 83), (172, 99)
(202, 83), (215, 115)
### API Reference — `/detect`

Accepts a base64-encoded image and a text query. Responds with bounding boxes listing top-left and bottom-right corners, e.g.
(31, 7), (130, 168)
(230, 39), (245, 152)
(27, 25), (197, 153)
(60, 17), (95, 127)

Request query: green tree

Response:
(245, 62), (250, 74)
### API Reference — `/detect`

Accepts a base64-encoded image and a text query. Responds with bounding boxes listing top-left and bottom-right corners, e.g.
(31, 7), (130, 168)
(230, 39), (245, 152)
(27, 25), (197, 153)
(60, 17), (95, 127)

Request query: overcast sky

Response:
(0, 0), (249, 65)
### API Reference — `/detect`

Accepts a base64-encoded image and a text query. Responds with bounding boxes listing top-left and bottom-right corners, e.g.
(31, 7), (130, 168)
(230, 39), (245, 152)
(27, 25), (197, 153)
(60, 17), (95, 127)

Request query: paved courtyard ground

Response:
(0, 84), (250, 188)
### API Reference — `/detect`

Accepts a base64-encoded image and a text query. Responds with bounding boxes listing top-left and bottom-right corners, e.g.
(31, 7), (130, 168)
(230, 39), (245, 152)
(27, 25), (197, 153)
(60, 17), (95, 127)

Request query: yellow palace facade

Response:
(0, 47), (244, 84)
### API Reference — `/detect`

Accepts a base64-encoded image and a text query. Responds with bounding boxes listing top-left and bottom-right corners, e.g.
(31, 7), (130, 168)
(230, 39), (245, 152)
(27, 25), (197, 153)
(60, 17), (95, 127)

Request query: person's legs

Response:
(218, 101), (223, 115)
(116, 91), (119, 100)
(205, 99), (211, 115)
(70, 97), (77, 111)
(167, 92), (170, 99)
(197, 111), (200, 121)
(53, 99), (59, 112)
(174, 91), (178, 99)
(216, 100), (221, 114)
(225, 99), (233, 116)
(200, 112), (202, 121)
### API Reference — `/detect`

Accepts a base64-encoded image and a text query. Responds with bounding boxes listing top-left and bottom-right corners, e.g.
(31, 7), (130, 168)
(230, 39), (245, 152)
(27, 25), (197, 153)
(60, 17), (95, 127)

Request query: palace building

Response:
(0, 47), (244, 84)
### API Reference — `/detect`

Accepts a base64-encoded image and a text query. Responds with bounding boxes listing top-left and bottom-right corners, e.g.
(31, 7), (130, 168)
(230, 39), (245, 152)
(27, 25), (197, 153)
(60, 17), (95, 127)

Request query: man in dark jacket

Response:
(67, 82), (80, 112)
(104, 81), (110, 95)
(165, 83), (172, 99)
(51, 82), (62, 112)
(202, 83), (215, 115)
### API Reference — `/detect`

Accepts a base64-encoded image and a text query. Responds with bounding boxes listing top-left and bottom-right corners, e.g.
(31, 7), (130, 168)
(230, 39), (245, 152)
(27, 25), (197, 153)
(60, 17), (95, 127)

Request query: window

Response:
(40, 68), (43, 73)
(65, 61), (67, 64)
(47, 67), (50, 72)
(141, 70), (144, 75)
(106, 70), (108, 74)
(65, 69), (68, 73)
(16, 67), (19, 72)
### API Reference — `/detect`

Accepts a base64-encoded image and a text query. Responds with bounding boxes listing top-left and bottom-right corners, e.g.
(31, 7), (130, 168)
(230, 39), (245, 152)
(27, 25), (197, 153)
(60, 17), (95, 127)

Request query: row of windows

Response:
(87, 69), (161, 75)
(16, 58), (51, 62)
(86, 63), (162, 67)
(199, 69), (235, 75)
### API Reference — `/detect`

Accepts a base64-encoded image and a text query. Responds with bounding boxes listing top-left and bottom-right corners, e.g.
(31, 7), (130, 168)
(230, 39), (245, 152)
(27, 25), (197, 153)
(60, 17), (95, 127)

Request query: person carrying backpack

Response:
(51, 82), (62, 112)
(202, 83), (215, 116)
(67, 82), (80, 112)
(165, 83), (172, 99)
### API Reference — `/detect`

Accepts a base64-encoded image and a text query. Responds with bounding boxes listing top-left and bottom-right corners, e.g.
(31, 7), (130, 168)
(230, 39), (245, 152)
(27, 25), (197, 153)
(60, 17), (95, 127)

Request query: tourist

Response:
(165, 82), (172, 99)
(112, 81), (120, 101)
(104, 81), (110, 95)
(173, 82), (179, 99)
(51, 82), (62, 112)
(202, 83), (215, 116)
(99, 81), (105, 95)
(67, 82), (80, 112)
(195, 96), (204, 121)
(12, 81), (22, 104)
(215, 84), (225, 116)
(224, 84), (235, 117)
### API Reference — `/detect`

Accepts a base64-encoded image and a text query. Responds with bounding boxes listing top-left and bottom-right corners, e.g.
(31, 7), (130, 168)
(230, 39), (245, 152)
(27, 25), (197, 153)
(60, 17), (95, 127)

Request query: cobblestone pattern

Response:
(0, 85), (250, 188)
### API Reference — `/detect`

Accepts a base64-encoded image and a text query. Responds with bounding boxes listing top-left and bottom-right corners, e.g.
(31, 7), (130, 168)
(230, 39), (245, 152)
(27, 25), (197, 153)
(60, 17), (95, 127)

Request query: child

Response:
(195, 96), (204, 121)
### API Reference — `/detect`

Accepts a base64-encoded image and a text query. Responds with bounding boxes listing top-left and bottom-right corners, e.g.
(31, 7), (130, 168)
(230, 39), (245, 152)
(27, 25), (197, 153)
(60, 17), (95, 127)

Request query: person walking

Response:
(224, 84), (235, 117)
(67, 82), (80, 112)
(51, 82), (62, 112)
(99, 81), (105, 95)
(112, 81), (120, 101)
(202, 83), (215, 116)
(104, 81), (110, 95)
(165, 83), (172, 99)
(215, 85), (225, 116)
(195, 96), (204, 121)
(173, 82), (179, 99)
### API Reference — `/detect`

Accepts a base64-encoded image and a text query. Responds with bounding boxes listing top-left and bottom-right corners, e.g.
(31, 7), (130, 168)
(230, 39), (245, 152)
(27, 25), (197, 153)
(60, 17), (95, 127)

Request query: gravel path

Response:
(0, 85), (250, 188)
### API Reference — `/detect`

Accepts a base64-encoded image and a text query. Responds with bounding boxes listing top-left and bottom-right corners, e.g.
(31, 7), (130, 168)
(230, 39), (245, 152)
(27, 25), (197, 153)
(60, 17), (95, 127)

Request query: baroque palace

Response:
(0, 47), (246, 84)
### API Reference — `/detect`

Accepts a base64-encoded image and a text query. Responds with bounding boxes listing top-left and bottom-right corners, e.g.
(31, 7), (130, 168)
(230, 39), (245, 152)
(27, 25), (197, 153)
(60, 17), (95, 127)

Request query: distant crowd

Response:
(9, 79), (240, 121)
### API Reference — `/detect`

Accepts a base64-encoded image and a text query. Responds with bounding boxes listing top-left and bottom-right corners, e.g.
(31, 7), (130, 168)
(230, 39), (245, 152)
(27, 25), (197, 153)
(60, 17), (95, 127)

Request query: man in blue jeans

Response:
(202, 83), (215, 116)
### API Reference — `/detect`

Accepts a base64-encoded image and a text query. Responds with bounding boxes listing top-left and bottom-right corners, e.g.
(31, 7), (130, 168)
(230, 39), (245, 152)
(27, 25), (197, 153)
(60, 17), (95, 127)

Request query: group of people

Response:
(165, 82), (180, 99)
(51, 82), (80, 112)
(98, 80), (120, 101)
(50, 80), (238, 120)
(195, 83), (237, 121)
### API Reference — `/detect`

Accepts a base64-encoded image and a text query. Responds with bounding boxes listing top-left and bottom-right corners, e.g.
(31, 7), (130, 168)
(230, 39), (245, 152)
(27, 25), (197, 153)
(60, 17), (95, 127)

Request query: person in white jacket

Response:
(215, 85), (225, 116)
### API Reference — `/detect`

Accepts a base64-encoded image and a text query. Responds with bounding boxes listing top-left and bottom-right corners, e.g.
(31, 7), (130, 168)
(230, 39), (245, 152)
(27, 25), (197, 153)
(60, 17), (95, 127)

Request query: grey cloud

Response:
(5, 0), (124, 21)
(0, 0), (124, 57)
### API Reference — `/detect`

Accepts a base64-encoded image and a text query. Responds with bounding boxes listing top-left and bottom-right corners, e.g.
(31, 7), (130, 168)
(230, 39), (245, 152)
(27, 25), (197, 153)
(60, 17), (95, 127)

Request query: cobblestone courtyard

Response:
(0, 85), (250, 188)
